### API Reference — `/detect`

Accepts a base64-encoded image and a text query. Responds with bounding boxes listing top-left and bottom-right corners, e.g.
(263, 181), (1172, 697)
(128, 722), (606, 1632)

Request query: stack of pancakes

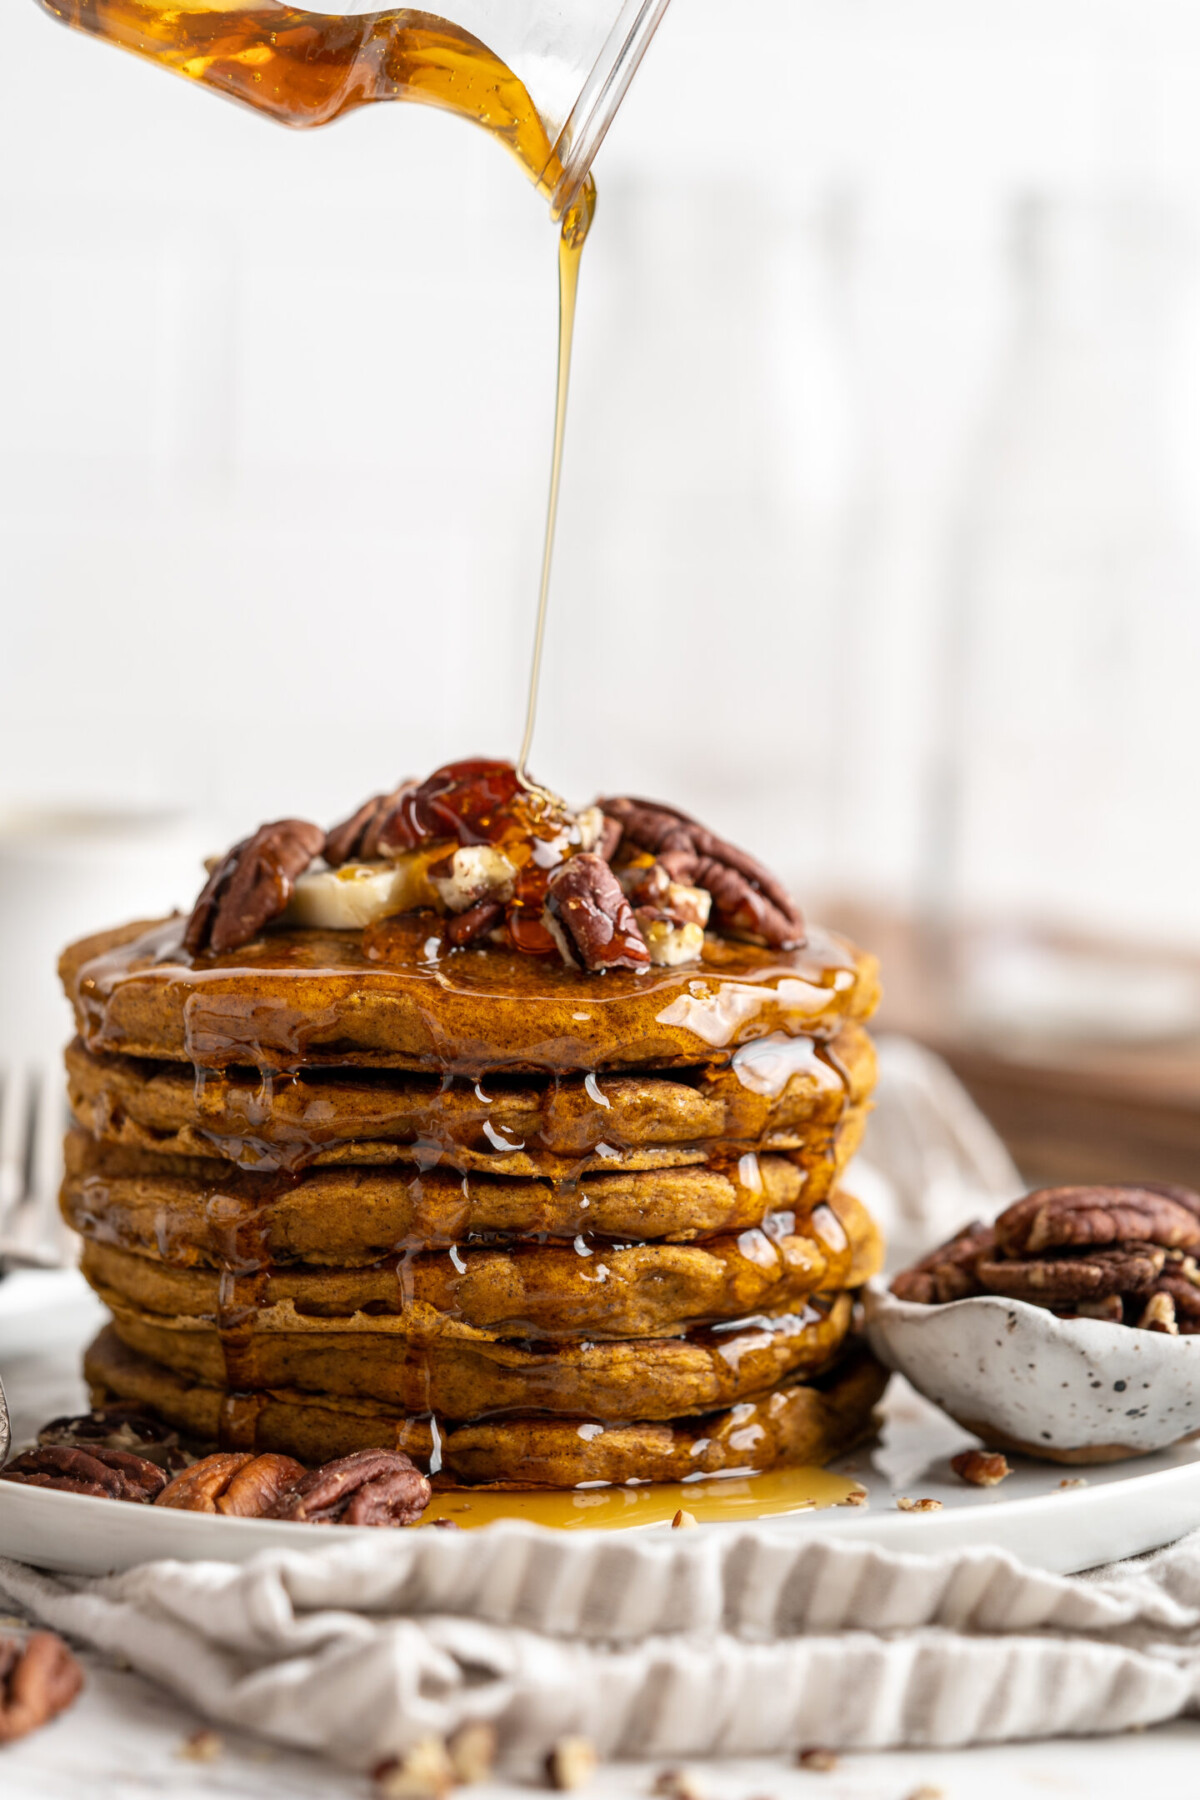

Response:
(58, 912), (886, 1486)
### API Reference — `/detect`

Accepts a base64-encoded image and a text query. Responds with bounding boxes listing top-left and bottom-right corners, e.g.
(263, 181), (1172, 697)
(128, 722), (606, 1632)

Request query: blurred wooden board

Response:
(829, 906), (1200, 1189)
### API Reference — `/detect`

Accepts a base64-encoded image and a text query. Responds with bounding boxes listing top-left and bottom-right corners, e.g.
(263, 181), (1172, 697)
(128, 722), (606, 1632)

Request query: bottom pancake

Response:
(84, 1324), (887, 1485)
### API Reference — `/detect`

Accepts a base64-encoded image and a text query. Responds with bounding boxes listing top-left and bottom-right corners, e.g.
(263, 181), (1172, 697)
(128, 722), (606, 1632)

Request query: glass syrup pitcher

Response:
(32, 1), (670, 224)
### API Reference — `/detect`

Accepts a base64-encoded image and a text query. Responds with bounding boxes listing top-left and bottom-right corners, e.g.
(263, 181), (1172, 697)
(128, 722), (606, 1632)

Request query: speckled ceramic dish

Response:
(864, 1280), (1200, 1463)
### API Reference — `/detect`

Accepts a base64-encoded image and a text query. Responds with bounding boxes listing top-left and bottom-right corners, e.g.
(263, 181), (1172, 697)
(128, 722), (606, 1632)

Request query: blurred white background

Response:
(4, 0), (1200, 955)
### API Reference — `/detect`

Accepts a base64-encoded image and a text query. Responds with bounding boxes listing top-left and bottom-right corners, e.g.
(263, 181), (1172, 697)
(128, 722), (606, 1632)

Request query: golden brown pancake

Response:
(64, 1024), (875, 1174)
(62, 1132), (868, 1264)
(78, 1192), (877, 1339)
(60, 915), (879, 1074)
(85, 1323), (887, 1482)
(97, 1289), (866, 1420)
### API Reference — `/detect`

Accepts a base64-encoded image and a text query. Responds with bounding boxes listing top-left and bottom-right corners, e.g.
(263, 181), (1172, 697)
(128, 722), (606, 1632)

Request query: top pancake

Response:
(60, 913), (880, 1075)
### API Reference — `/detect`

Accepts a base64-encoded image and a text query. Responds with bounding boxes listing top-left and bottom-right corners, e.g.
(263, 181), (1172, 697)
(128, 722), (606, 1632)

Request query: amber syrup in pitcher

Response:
(37, 1), (593, 775)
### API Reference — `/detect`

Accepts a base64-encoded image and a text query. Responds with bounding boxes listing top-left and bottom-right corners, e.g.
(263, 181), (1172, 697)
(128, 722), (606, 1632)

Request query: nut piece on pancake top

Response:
(181, 756), (806, 967)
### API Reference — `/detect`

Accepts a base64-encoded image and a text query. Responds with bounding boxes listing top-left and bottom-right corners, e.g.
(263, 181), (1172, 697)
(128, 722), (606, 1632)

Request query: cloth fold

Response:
(5, 1524), (1200, 1769)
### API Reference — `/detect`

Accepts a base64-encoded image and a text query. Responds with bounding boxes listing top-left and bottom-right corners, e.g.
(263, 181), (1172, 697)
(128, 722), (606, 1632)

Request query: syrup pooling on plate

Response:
(421, 1464), (863, 1530)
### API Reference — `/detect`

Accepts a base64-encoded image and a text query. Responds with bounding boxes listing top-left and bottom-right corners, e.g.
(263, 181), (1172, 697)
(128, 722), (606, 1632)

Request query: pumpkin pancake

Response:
(78, 1191), (878, 1340)
(62, 1133), (866, 1265)
(64, 1026), (875, 1174)
(85, 1322), (887, 1481)
(94, 1284), (873, 1420)
(59, 915), (879, 1075)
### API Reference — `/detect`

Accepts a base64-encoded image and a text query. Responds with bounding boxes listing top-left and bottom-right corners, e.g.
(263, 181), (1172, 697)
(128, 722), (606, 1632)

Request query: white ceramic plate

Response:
(5, 1270), (1200, 1577)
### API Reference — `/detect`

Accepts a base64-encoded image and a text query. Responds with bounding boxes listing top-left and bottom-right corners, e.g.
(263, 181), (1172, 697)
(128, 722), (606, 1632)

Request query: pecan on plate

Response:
(0, 1444), (167, 1502)
(184, 819), (325, 956)
(600, 796), (804, 949)
(976, 1243), (1166, 1305)
(324, 782), (416, 866)
(995, 1185), (1200, 1259)
(890, 1220), (995, 1305)
(156, 1452), (305, 1516)
(545, 854), (650, 973)
(38, 1406), (190, 1474)
(267, 1448), (431, 1527)
(0, 1633), (83, 1744)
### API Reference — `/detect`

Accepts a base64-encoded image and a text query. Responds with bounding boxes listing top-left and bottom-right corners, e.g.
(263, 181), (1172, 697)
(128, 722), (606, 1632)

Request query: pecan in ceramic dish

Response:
(0, 1633), (84, 1744)
(995, 1186), (1200, 1259)
(266, 1448), (431, 1526)
(0, 1443), (167, 1502)
(156, 1452), (305, 1516)
(184, 819), (325, 956)
(889, 1220), (995, 1305)
(892, 1182), (1200, 1334)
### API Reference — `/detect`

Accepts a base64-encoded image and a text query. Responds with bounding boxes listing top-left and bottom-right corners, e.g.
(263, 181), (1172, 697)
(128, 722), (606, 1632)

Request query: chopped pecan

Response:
(1071, 1295), (1126, 1323)
(995, 1186), (1200, 1258)
(600, 796), (804, 949)
(324, 782), (416, 866)
(0, 1444), (167, 1502)
(184, 820), (325, 956)
(1154, 1267), (1200, 1333)
(545, 854), (650, 973)
(0, 1633), (83, 1744)
(156, 1452), (305, 1516)
(977, 1244), (1165, 1303)
(950, 1449), (1010, 1487)
(267, 1448), (431, 1526)
(446, 898), (505, 947)
(890, 1221), (995, 1304)
(1138, 1290), (1179, 1334)
(38, 1406), (190, 1473)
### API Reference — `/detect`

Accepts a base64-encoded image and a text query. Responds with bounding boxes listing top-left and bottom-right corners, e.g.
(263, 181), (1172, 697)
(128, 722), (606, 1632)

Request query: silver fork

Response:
(0, 1065), (70, 1272)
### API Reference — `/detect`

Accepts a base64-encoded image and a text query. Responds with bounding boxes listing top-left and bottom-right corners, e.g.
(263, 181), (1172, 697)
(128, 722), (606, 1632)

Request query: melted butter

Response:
(422, 1465), (861, 1530)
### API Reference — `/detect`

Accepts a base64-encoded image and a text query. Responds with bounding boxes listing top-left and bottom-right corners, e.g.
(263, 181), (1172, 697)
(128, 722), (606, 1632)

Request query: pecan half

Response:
(38, 1406), (190, 1473)
(0, 1444), (167, 1502)
(324, 783), (416, 866)
(0, 1634), (83, 1744)
(267, 1448), (431, 1526)
(445, 898), (504, 947)
(184, 820), (325, 956)
(995, 1186), (1200, 1258)
(890, 1221), (995, 1305)
(977, 1244), (1166, 1304)
(156, 1452), (305, 1516)
(600, 796), (804, 949)
(545, 854), (650, 973)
